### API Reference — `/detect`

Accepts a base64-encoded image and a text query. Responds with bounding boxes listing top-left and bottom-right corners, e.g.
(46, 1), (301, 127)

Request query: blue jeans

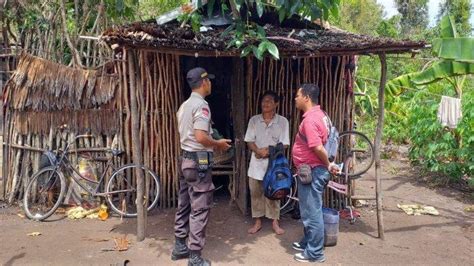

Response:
(297, 166), (330, 260)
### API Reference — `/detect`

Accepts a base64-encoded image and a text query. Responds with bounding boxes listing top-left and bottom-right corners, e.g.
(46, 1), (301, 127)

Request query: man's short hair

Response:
(300, 83), (320, 104)
(261, 91), (280, 103)
(190, 79), (204, 90)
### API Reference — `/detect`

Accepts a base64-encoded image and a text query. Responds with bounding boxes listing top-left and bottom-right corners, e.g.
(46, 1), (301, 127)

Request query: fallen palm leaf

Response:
(113, 235), (130, 251)
(397, 204), (440, 216)
(464, 205), (474, 212)
(67, 206), (100, 219)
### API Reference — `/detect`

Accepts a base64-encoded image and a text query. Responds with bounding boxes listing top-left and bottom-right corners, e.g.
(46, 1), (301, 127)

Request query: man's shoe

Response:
(294, 252), (326, 263)
(171, 237), (189, 261)
(292, 242), (305, 252)
(188, 251), (211, 266)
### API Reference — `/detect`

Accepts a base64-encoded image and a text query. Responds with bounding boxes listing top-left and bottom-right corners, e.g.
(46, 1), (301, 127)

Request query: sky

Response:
(377, 0), (474, 27)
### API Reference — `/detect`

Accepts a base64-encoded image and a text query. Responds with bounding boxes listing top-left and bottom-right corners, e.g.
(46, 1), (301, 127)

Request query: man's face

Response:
(261, 95), (278, 113)
(294, 88), (307, 110)
(202, 78), (211, 96)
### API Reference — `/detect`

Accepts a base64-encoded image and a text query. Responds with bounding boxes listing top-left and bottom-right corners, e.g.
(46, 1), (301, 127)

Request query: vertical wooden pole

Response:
(232, 57), (247, 214)
(375, 53), (387, 240)
(128, 50), (146, 241)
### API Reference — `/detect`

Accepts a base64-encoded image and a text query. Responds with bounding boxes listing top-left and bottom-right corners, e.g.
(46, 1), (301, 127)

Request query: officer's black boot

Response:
(171, 237), (189, 261)
(188, 250), (211, 266)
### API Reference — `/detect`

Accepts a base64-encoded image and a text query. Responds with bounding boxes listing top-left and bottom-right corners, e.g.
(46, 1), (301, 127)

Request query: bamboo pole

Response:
(128, 50), (146, 241)
(375, 53), (387, 240)
(138, 50), (150, 217)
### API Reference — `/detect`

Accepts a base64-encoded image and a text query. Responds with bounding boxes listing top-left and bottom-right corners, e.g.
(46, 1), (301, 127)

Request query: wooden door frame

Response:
(231, 57), (249, 215)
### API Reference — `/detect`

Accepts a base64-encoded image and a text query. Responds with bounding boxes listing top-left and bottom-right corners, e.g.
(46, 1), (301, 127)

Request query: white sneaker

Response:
(292, 242), (305, 252)
(294, 252), (326, 263)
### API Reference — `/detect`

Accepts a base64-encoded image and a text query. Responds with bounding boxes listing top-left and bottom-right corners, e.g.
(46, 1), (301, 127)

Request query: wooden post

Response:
(231, 57), (248, 214)
(128, 50), (146, 241)
(375, 53), (387, 240)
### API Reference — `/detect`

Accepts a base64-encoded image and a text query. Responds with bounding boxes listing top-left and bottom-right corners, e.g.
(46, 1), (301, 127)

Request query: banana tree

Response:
(386, 15), (474, 98)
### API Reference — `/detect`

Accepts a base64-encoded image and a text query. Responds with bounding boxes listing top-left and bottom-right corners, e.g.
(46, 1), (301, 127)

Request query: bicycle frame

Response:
(57, 157), (113, 196)
(48, 134), (132, 198)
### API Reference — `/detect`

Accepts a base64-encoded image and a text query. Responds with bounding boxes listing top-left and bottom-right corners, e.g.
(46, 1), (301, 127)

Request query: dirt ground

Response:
(1, 155), (473, 265)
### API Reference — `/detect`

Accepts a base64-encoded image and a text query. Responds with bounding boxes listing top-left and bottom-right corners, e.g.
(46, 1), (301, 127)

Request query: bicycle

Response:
(280, 130), (375, 212)
(23, 126), (160, 221)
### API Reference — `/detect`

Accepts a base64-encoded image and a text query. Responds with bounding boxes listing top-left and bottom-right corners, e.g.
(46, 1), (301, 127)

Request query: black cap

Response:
(186, 67), (215, 88)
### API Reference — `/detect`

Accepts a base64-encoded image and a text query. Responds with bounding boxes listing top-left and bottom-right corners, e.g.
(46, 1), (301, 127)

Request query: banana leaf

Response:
(385, 73), (419, 96)
(439, 15), (457, 38)
(432, 38), (474, 63)
(386, 15), (473, 98)
(386, 60), (474, 95)
(411, 60), (474, 85)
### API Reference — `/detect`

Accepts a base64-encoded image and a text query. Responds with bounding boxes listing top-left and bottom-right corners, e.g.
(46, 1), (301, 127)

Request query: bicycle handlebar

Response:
(56, 124), (94, 151)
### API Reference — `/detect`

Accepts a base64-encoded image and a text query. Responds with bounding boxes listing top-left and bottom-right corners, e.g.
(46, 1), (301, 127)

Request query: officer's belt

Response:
(181, 150), (213, 160)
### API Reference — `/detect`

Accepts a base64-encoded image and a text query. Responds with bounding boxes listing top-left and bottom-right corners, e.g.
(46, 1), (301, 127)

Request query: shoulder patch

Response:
(201, 107), (210, 118)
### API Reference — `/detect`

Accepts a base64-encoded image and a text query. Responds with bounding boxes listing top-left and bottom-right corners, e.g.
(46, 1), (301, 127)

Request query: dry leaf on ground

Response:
(113, 235), (130, 251)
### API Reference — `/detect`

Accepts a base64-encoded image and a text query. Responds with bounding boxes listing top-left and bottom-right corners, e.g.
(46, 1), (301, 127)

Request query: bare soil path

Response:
(1, 157), (473, 265)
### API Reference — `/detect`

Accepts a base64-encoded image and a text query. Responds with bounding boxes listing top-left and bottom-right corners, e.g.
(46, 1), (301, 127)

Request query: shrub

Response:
(407, 91), (473, 185)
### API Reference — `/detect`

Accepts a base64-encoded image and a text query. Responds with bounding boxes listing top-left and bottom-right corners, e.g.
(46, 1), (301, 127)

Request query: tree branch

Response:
(59, 0), (83, 67)
(229, 0), (240, 19)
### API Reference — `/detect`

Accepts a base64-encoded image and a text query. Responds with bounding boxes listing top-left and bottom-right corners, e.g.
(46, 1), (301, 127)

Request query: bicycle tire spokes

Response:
(25, 170), (63, 219)
(106, 165), (160, 217)
(337, 131), (374, 178)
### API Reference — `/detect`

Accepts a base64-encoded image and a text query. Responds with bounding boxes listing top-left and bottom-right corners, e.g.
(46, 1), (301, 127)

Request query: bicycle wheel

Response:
(336, 131), (375, 178)
(23, 166), (66, 221)
(280, 175), (298, 211)
(106, 164), (160, 217)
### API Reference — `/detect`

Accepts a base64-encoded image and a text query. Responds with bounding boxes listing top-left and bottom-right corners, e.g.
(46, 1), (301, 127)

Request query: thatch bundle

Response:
(5, 53), (117, 112)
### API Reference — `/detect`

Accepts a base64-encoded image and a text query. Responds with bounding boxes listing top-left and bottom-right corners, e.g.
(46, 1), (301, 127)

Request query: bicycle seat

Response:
(111, 149), (125, 157)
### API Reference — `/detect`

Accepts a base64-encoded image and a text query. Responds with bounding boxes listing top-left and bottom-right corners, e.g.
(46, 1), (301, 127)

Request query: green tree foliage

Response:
(137, 0), (188, 19)
(330, 0), (383, 35)
(106, 0), (139, 23)
(437, 0), (473, 36)
(395, 0), (429, 37)
(376, 15), (401, 38)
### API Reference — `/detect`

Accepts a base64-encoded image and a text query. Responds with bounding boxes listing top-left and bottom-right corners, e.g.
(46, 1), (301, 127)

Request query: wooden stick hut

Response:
(2, 13), (425, 239)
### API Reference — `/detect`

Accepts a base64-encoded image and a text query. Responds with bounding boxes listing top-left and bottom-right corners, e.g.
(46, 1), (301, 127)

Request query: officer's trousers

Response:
(174, 157), (214, 251)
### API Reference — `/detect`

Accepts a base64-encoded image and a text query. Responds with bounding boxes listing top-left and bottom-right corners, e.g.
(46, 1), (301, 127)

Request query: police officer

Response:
(172, 67), (231, 266)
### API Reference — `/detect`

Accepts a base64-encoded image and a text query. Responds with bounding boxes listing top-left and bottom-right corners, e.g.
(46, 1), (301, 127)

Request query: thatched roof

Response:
(101, 20), (426, 57)
(4, 53), (117, 111)
(4, 53), (120, 135)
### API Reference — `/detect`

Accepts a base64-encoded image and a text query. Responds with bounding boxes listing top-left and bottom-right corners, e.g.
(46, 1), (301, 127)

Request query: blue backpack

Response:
(263, 143), (293, 200)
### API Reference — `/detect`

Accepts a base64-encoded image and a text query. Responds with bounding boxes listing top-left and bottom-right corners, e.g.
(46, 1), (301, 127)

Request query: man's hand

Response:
(260, 148), (269, 158)
(255, 148), (269, 159)
(215, 139), (232, 151)
(328, 162), (340, 175)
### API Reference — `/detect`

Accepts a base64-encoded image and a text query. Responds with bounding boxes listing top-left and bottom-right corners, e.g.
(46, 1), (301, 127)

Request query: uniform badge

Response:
(201, 107), (210, 118)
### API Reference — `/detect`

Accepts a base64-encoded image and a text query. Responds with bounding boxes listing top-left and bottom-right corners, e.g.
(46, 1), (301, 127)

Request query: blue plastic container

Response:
(323, 207), (339, 247)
